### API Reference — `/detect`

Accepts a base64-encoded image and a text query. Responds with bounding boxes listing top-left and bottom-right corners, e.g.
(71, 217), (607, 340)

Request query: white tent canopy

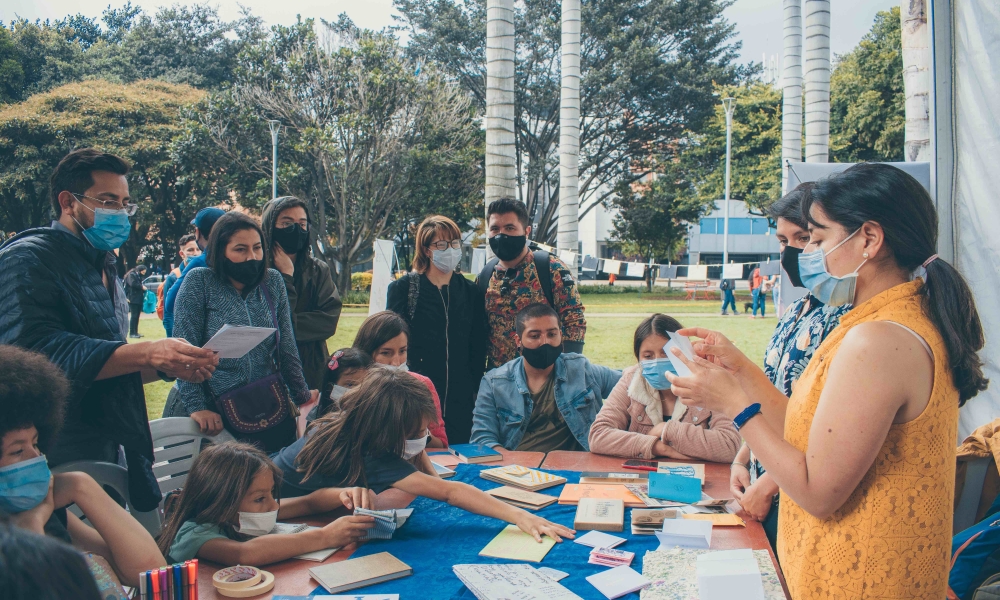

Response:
(931, 0), (1000, 439)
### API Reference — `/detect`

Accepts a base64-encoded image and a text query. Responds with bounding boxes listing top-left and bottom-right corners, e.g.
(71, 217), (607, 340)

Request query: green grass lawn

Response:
(138, 297), (775, 420)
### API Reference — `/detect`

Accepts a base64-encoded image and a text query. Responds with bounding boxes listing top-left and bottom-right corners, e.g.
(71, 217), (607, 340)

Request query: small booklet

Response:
(480, 465), (567, 491)
(589, 547), (635, 568)
(453, 564), (582, 600)
(683, 513), (746, 527)
(487, 486), (558, 510)
(202, 324), (276, 359)
(431, 461), (456, 478)
(448, 444), (503, 464)
(648, 472), (702, 504)
(573, 530), (626, 549)
(478, 524), (556, 562)
(557, 484), (645, 507)
(573, 498), (624, 532)
(585, 565), (651, 599)
(578, 471), (649, 485)
(308, 552), (411, 594)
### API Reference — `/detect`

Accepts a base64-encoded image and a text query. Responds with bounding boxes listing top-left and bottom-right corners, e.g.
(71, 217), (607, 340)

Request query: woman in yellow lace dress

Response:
(664, 163), (988, 600)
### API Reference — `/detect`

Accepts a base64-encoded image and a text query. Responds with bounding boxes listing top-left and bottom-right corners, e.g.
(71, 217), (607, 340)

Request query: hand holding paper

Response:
(203, 325), (276, 359)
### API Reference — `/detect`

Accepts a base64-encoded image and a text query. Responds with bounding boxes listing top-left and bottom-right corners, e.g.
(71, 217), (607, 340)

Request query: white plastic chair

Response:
(149, 417), (235, 504)
(52, 460), (162, 537)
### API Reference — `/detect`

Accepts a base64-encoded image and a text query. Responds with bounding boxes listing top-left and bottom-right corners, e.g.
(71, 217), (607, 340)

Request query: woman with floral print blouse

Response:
(729, 183), (850, 550)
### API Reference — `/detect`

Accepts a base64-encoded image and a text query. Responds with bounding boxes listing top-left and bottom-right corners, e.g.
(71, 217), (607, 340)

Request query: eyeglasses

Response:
(427, 239), (461, 251)
(72, 193), (138, 216)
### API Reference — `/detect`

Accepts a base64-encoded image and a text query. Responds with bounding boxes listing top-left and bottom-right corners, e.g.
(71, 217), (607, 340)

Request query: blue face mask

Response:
(74, 200), (132, 252)
(0, 455), (51, 513)
(641, 358), (676, 390)
(798, 228), (866, 307)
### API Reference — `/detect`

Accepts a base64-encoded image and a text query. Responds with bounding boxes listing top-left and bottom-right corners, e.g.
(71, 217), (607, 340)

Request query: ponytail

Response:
(807, 163), (988, 405)
(921, 259), (988, 404)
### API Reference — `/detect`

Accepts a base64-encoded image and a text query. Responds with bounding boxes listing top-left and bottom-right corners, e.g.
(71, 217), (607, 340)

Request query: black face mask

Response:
(489, 234), (527, 262)
(273, 224), (310, 254)
(781, 246), (804, 289)
(521, 342), (562, 370)
(223, 258), (264, 287)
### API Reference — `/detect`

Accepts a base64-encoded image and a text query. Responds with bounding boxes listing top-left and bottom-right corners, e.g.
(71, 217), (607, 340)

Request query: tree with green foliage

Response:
(609, 169), (711, 290)
(395, 0), (743, 243)
(679, 81), (783, 214)
(0, 80), (228, 270)
(200, 19), (482, 290)
(829, 7), (904, 162)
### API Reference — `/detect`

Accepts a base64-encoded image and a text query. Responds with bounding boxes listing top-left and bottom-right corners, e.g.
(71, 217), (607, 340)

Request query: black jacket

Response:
(124, 269), (146, 305)
(0, 228), (161, 511)
(387, 272), (486, 444)
(261, 198), (343, 390)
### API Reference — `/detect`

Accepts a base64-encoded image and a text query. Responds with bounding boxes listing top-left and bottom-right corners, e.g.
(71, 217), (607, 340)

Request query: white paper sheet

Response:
(656, 519), (712, 549)
(585, 565), (651, 599)
(453, 564), (582, 600)
(625, 262), (645, 278)
(663, 331), (694, 378)
(721, 262), (743, 279)
(202, 325), (276, 359)
(602, 259), (622, 274)
(687, 264), (708, 280)
(573, 531), (626, 549)
(697, 549), (765, 600)
(537, 567), (569, 582)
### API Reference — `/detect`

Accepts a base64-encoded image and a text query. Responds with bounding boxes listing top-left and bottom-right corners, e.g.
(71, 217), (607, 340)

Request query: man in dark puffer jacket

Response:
(0, 148), (219, 511)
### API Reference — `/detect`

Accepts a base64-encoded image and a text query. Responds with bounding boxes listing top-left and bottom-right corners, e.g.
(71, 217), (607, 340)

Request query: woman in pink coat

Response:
(588, 314), (740, 462)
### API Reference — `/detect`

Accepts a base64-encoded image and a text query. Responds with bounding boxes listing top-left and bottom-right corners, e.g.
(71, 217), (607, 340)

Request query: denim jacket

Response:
(471, 353), (622, 451)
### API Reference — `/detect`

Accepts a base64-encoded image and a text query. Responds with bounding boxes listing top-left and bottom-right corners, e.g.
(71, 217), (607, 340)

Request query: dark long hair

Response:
(633, 314), (684, 359)
(767, 182), (814, 230)
(297, 367), (438, 487)
(156, 442), (281, 557)
(0, 524), (101, 600)
(260, 196), (312, 270)
(353, 311), (410, 356)
(805, 163), (987, 404)
(206, 212), (269, 290)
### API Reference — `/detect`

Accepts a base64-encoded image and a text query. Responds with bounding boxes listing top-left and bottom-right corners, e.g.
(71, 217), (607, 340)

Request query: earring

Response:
(863, 252), (869, 259)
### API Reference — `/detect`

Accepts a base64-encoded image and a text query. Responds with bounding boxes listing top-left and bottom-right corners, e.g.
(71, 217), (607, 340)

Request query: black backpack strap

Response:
(532, 250), (554, 307)
(477, 257), (500, 298)
(406, 272), (420, 321)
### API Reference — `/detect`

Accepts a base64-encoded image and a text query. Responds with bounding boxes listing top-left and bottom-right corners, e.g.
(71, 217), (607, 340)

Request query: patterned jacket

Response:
(483, 251), (586, 369)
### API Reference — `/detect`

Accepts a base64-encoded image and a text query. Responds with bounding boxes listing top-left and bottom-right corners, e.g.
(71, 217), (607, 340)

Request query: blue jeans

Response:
(752, 288), (766, 316)
(721, 289), (736, 313)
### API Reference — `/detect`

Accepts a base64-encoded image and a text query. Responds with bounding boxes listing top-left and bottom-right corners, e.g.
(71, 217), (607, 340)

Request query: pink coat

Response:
(409, 371), (448, 446)
(587, 365), (740, 462)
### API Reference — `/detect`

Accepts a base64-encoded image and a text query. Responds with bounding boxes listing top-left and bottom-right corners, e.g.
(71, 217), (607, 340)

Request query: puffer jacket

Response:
(261, 198), (342, 390)
(0, 227), (161, 511)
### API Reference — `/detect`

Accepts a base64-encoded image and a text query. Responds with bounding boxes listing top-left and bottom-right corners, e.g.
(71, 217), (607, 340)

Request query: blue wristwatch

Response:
(732, 403), (762, 430)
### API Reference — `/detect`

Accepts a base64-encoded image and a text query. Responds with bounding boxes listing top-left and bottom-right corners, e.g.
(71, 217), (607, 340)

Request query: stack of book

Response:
(630, 508), (679, 535)
(589, 547), (635, 568)
(480, 465), (567, 491)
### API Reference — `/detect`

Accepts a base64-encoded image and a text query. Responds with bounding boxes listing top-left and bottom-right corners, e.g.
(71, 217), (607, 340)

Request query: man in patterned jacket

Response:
(477, 198), (586, 370)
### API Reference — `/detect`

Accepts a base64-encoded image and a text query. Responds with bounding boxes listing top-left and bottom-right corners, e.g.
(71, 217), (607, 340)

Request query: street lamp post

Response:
(722, 97), (736, 268)
(268, 120), (281, 199)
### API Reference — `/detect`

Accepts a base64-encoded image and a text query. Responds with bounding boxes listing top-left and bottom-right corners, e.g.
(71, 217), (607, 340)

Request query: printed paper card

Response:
(655, 520), (712, 549)
(479, 524), (556, 562)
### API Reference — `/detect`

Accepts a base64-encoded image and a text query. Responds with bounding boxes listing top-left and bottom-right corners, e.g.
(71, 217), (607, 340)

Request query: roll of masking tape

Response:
(212, 565), (262, 590)
(215, 570), (274, 598)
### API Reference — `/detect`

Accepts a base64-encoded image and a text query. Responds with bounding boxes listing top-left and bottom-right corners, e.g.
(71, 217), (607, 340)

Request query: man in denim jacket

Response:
(471, 303), (621, 452)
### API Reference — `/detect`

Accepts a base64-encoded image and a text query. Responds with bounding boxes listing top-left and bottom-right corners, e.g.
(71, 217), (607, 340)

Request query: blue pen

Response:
(146, 570), (154, 600)
(173, 564), (183, 600)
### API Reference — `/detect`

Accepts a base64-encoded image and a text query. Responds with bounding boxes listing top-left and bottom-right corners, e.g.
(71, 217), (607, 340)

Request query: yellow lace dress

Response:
(777, 280), (957, 599)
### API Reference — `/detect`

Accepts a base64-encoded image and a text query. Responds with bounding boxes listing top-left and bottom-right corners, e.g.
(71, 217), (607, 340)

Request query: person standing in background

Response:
(261, 197), (342, 390)
(123, 264), (147, 338)
(162, 207), (226, 338)
(157, 234), (201, 321)
(719, 277), (737, 315)
(477, 198), (586, 369)
(749, 266), (765, 318)
(387, 215), (486, 444)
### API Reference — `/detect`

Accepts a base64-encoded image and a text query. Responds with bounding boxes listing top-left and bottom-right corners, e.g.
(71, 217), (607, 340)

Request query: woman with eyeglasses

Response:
(387, 215), (486, 445)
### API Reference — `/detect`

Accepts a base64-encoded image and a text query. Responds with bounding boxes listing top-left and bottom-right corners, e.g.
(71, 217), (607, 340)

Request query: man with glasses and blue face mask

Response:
(0, 148), (219, 513)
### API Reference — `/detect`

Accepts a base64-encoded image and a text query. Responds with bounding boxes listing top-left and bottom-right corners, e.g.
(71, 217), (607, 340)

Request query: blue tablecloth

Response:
(311, 464), (660, 599)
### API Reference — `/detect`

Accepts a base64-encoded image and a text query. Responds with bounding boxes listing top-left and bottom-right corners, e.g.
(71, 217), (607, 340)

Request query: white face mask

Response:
(402, 430), (429, 460)
(384, 362), (409, 372)
(431, 247), (462, 272)
(236, 509), (278, 537)
(329, 385), (349, 402)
